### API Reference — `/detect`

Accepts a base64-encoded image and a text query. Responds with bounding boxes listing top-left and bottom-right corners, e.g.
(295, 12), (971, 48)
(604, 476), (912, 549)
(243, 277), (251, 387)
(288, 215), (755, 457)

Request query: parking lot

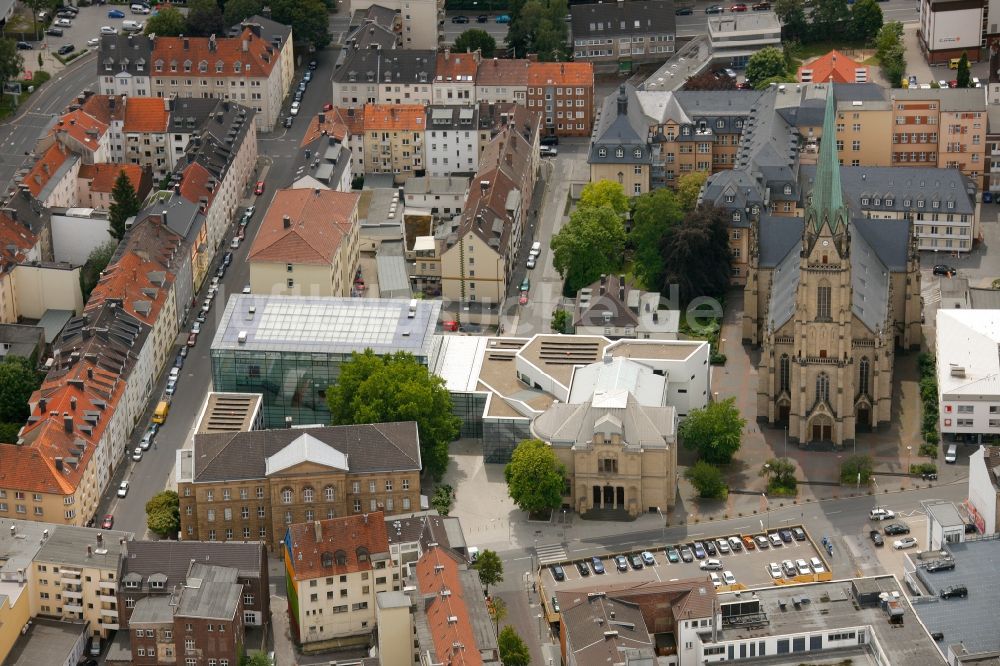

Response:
(25, 2), (162, 56)
(539, 525), (832, 618)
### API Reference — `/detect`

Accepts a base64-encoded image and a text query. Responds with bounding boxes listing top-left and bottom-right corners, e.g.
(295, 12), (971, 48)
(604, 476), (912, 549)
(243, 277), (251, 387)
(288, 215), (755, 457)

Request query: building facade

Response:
(569, 0), (676, 73)
(425, 106), (479, 177)
(362, 104), (426, 181)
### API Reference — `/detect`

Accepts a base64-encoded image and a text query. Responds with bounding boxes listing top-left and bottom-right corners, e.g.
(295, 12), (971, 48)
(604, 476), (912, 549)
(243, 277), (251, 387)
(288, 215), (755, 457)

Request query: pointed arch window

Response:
(779, 354), (790, 394)
(817, 281), (831, 320)
(816, 372), (830, 404)
(859, 357), (871, 397)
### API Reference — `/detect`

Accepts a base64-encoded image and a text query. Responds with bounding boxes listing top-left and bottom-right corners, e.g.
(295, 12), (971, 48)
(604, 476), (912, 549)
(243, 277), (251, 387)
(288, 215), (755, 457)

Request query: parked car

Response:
(781, 560), (797, 577)
(870, 530), (884, 546)
(709, 572), (721, 588)
(308, 58), (318, 70)
(16, 41), (33, 50)
(716, 538), (730, 554)
(729, 3), (748, 10)
(223, 251), (233, 266)
(705, 4), (724, 12)
(768, 532), (783, 547)
(591, 556), (605, 574)
(576, 561), (590, 576)
(132, 446), (143, 461)
(540, 146), (557, 157)
(117, 481), (129, 497)
(767, 562), (782, 579)
(450, 14), (469, 22)
(675, 6), (694, 13)
(186, 332), (198, 347)
(526, 257), (536, 269)
(290, 101), (300, 116)
(518, 292), (528, 305)
(791, 527), (806, 541)
(254, 180), (265, 195)
(926, 559), (955, 573)
(722, 570), (736, 586)
(940, 585), (967, 599)
(640, 551), (655, 566)
(540, 135), (559, 146)
(945, 444), (958, 464)
(741, 535), (755, 550)
(752, 1), (771, 8)
(551, 565), (565, 581)
(699, 558), (723, 571)
(665, 547), (680, 563)
(55, 17), (72, 26)
(165, 378), (177, 395)
(101, 514), (115, 529)
(704, 540), (717, 556)
(629, 553), (643, 570)
(46, 27), (65, 37)
(550, 595), (560, 612)
(615, 555), (629, 571)
(495, 14), (511, 22)
(795, 559), (811, 575)
(692, 541), (707, 559)
(893, 536), (918, 550)
(100, 25), (117, 34)
(754, 535), (769, 549)
(809, 557), (826, 574)
(87, 37), (99, 46)
(678, 546), (694, 562)
(778, 529), (793, 543)
(56, 44), (74, 55)
(140, 431), (155, 450)
(884, 522), (910, 535)
(476, 14), (488, 21)
(108, 8), (125, 17)
(933, 264), (956, 277)
(869, 507), (895, 521)
(728, 536), (743, 551)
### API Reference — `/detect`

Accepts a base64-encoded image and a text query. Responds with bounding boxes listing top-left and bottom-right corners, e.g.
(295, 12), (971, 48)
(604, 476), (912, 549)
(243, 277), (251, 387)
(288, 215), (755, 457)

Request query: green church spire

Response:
(809, 85), (847, 234)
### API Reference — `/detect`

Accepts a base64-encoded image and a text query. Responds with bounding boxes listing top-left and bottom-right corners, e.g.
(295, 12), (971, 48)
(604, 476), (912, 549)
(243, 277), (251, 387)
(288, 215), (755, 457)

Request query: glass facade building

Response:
(210, 295), (442, 428)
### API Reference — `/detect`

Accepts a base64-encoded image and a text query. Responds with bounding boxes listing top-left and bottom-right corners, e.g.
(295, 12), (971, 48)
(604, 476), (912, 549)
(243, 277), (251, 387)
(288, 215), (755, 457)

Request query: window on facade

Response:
(817, 283), (831, 320)
(816, 373), (830, 404)
(779, 354), (790, 394)
(324, 486), (335, 501)
(281, 488), (292, 504)
(598, 458), (618, 473)
(303, 488), (314, 503)
(859, 357), (870, 397)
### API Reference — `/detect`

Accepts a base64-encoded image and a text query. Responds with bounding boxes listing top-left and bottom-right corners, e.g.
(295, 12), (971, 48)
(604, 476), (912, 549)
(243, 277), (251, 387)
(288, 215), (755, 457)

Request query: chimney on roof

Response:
(87, 368), (93, 380)
(161, 210), (168, 225)
(63, 413), (72, 433)
(242, 39), (249, 53)
(109, 97), (116, 111)
(87, 545), (92, 558)
(54, 457), (63, 471)
(70, 396), (76, 411)
(363, 513), (368, 525)
(314, 520), (322, 542)
(209, 33), (217, 52)
(283, 215), (291, 229)
(444, 48), (450, 60)
(96, 532), (103, 544)
(174, 184), (181, 194)
(39, 398), (47, 413)
(318, 112), (325, 124)
(617, 84), (628, 116)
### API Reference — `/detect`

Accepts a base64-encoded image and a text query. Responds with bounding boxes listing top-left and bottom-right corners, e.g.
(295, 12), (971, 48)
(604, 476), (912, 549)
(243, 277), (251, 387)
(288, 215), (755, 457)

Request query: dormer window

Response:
(216, 59), (224, 73)
(751, 205), (760, 214)
(903, 199), (910, 207)
(861, 198), (869, 206)
(886, 199), (893, 206)
(873, 198), (880, 206)
(616, 147), (624, 158)
(125, 580), (139, 589)
(725, 194), (735, 203)
(783, 184), (792, 195)
(199, 60), (208, 73)
(598, 147), (607, 157)
(682, 126), (690, 136)
(633, 148), (642, 158)
(155, 59), (163, 72)
(736, 119), (743, 128)
(150, 580), (164, 590)
(170, 60), (177, 72)
(732, 211), (741, 221)
(183, 59), (192, 72)
(932, 200), (940, 209)
(947, 200), (954, 209)
(234, 61), (242, 73)
(716, 119), (725, 129)
(917, 199), (925, 208)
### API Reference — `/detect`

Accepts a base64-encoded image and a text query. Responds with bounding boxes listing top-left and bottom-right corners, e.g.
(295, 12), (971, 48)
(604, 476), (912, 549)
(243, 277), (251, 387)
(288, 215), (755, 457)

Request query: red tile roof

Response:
(53, 108), (109, 150)
(416, 546), (484, 666)
(476, 58), (531, 87)
(89, 250), (174, 325)
(364, 104), (426, 132)
(248, 188), (360, 265)
(285, 512), (389, 581)
(0, 210), (37, 269)
(123, 97), (169, 133)
(797, 50), (869, 84)
(79, 93), (127, 125)
(300, 107), (356, 147)
(78, 163), (144, 193)
(177, 162), (216, 209)
(436, 50), (480, 82)
(25, 143), (71, 197)
(152, 28), (279, 79)
(526, 62), (594, 87)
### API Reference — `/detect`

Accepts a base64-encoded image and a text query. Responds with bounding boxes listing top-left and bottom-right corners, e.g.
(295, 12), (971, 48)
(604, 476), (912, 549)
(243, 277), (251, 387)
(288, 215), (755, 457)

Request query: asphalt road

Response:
(441, 13), (511, 47)
(97, 48), (340, 536)
(675, 0), (919, 37)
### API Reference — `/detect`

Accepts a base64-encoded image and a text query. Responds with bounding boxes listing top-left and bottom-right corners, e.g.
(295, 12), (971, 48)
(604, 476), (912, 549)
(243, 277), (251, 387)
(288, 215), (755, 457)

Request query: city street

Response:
(672, 0), (918, 37)
(441, 12), (511, 47)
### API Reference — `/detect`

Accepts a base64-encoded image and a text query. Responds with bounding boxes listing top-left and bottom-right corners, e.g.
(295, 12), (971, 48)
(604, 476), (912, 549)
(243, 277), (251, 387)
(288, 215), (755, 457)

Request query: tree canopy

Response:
(144, 6), (187, 35)
(551, 205), (626, 295)
(684, 69), (737, 91)
(504, 438), (566, 514)
(453, 29), (497, 58)
(473, 549), (504, 594)
(550, 308), (570, 334)
(746, 47), (788, 88)
(327, 350), (460, 480)
(146, 490), (180, 538)
(578, 179), (629, 216)
(679, 398), (746, 465)
(875, 22), (906, 87)
(109, 169), (141, 240)
(760, 457), (797, 493)
(506, 0), (569, 60)
(0, 357), (40, 425)
(676, 172), (708, 211)
(630, 188), (683, 290)
(271, 0), (331, 49)
(80, 240), (117, 302)
(224, 0), (265, 27)
(498, 627), (530, 666)
(0, 40), (23, 94)
(685, 460), (728, 499)
(811, 0), (851, 39)
(850, 0), (883, 42)
(957, 52), (971, 88)
(185, 0), (225, 36)
(659, 205), (732, 305)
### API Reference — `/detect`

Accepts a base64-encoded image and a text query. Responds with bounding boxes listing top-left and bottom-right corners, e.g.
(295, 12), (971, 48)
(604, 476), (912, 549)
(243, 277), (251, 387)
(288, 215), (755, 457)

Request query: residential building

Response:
(432, 49), (479, 104)
(987, 105), (1000, 196)
(362, 104), (426, 181)
(121, 97), (171, 180)
(573, 274), (678, 339)
(5, 618), (91, 666)
(247, 188), (361, 297)
(117, 541), (268, 629)
(97, 33), (154, 97)
(24, 143), (81, 209)
(357, 187), (405, 253)
(525, 62), (595, 138)
(402, 175), (468, 220)
(797, 49), (870, 84)
(434, 334), (710, 464)
(589, 86), (652, 195)
(166, 97), (227, 168)
(403, 210), (440, 294)
(76, 163), (151, 211)
(708, 11), (782, 69)
(967, 444), (1000, 535)
(936, 309), (1000, 444)
(0, 323), (45, 362)
(919, 0), (984, 63)
(300, 106), (365, 188)
(347, 0), (441, 49)
(425, 105), (479, 176)
(283, 512), (392, 648)
(146, 21), (293, 131)
(0, 211), (43, 324)
(440, 105), (540, 324)
(746, 91), (922, 448)
(332, 51), (437, 108)
(345, 5), (402, 51)
(569, 0), (676, 73)
(475, 58), (529, 106)
(133, 192), (208, 297)
(176, 423), (422, 549)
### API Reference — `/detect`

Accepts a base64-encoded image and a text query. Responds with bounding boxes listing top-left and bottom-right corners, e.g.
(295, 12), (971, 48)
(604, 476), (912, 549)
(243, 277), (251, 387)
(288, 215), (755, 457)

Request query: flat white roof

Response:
(936, 309), (1000, 398)
(432, 335), (488, 391)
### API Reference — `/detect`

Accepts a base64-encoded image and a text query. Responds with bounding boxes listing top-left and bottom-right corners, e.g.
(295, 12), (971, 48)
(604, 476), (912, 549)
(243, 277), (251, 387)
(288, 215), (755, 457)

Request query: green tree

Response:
(551, 205), (626, 295)
(79, 240), (117, 301)
(684, 461), (728, 499)
(760, 457), (797, 493)
(811, 0), (850, 38)
(327, 350), (461, 481)
(0, 357), (41, 424)
(506, 0), (568, 59)
(840, 454), (874, 485)
(473, 549), (504, 594)
(430, 485), (453, 515)
(676, 172), (708, 211)
(659, 205), (732, 304)
(271, 0), (331, 49)
(679, 398), (746, 465)
(241, 653), (273, 666)
(498, 626), (530, 666)
(551, 308), (570, 333)
(875, 22), (906, 86)
(144, 6), (187, 35)
(453, 29), (497, 58)
(185, 0), (224, 36)
(109, 169), (142, 240)
(504, 438), (566, 515)
(0, 40), (24, 97)
(22, 0), (53, 40)
(224, 0), (264, 26)
(579, 179), (629, 216)
(957, 51), (971, 88)
(746, 47), (787, 87)
(146, 490), (180, 537)
(487, 597), (507, 635)
(630, 188), (683, 290)
(850, 0), (883, 42)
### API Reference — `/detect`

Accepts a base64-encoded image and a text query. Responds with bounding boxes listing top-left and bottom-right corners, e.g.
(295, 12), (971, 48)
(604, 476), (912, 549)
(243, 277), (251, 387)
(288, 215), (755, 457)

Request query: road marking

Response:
(827, 511), (842, 515)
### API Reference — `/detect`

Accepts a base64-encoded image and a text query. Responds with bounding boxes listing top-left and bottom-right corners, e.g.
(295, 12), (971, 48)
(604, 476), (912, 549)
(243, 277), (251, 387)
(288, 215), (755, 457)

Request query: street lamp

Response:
(783, 426), (788, 460)
(761, 492), (770, 531)
(906, 445), (912, 482)
(656, 506), (666, 545)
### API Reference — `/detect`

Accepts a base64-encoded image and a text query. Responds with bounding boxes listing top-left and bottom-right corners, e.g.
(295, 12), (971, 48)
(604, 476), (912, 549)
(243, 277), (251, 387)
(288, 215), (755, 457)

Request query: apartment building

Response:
(936, 309), (1000, 443)
(120, 97), (171, 180)
(475, 58), (529, 106)
(301, 106), (366, 187)
(348, 0), (441, 49)
(569, 0), (676, 73)
(425, 106), (479, 177)
(247, 188), (361, 297)
(146, 20), (293, 131)
(0, 213), (41, 325)
(333, 49), (437, 108)
(176, 423), (422, 549)
(97, 33), (153, 97)
(526, 63), (595, 138)
(284, 513), (393, 648)
(24, 144), (82, 210)
(345, 4), (402, 50)
(573, 274), (678, 339)
(708, 12), (782, 69)
(440, 105), (541, 324)
(432, 49), (479, 105)
(76, 164), (151, 211)
(919, 0), (984, 64)
(362, 104), (425, 181)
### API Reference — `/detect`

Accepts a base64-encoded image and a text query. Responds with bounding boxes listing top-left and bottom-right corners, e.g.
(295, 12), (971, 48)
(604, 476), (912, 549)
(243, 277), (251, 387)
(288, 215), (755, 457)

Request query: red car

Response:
(730, 3), (748, 10)
(948, 80), (958, 88)
(187, 332), (198, 347)
(101, 514), (114, 529)
(323, 103), (334, 111)
(254, 181), (265, 196)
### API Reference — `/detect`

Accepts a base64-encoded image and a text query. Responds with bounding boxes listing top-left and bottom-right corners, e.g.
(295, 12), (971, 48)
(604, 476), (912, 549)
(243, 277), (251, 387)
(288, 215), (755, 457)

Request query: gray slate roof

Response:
(590, 86), (651, 165)
(849, 226), (891, 333)
(532, 394), (675, 448)
(121, 541), (264, 593)
(191, 422), (421, 482)
(334, 49), (436, 85)
(701, 170), (766, 227)
(767, 238), (802, 331)
(799, 165), (976, 217)
(175, 563), (242, 620)
(97, 33), (152, 78)
(570, 0), (675, 39)
(758, 215), (803, 267)
(129, 594), (174, 624)
(891, 87), (986, 112)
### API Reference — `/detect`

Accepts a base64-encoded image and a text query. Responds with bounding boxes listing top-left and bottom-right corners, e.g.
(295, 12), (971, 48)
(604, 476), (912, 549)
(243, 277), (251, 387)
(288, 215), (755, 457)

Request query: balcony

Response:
(99, 593), (117, 603)
(98, 580), (116, 591)
(102, 622), (119, 631)
(100, 607), (118, 618)
(63, 603), (83, 613)
(62, 589), (83, 600)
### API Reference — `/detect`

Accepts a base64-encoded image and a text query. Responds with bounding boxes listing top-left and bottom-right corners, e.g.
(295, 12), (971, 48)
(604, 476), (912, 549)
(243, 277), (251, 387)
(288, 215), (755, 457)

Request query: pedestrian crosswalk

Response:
(922, 283), (941, 306)
(535, 543), (568, 565)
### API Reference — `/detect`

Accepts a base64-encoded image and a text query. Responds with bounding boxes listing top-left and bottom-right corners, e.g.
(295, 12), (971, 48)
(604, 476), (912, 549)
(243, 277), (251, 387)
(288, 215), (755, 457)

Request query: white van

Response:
(122, 19), (143, 32)
(530, 241), (541, 256)
(945, 444), (958, 464)
(130, 3), (151, 13)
